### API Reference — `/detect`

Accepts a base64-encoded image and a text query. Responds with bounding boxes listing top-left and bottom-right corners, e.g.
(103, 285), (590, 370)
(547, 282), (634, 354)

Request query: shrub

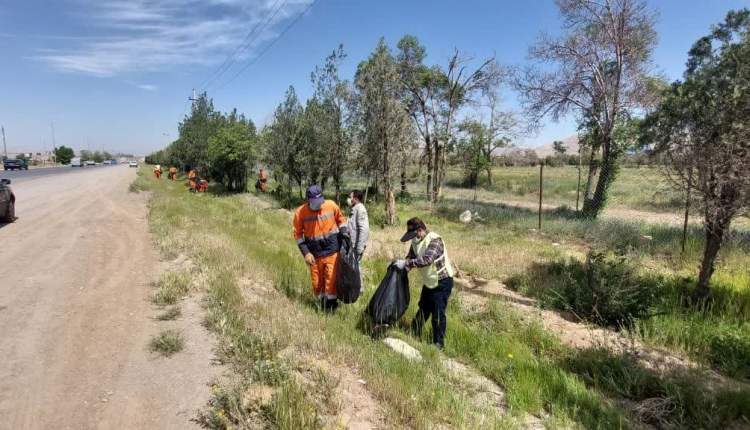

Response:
(509, 250), (660, 327)
(708, 326), (750, 378)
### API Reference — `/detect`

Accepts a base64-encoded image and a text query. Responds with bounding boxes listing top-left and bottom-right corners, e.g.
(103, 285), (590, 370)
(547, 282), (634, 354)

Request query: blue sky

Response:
(0, 0), (747, 155)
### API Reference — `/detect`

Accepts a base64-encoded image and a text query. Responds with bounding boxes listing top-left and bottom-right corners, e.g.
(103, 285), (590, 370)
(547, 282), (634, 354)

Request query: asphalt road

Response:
(0, 164), (131, 183)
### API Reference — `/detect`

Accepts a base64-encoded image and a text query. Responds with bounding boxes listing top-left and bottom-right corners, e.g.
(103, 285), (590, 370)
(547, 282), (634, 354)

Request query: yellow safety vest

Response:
(411, 231), (454, 288)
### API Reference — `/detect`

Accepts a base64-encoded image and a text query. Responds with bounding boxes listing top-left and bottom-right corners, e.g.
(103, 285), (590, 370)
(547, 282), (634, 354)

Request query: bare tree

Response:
(516, 0), (658, 218)
(397, 35), (501, 204)
(643, 9), (750, 297)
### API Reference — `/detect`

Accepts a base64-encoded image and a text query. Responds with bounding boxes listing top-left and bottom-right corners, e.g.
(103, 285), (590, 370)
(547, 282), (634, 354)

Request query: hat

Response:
(400, 217), (426, 242)
(306, 185), (325, 210)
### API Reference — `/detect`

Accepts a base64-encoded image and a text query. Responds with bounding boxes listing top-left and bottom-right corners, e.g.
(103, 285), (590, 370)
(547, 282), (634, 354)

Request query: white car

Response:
(128, 161), (138, 168)
(85, 160), (96, 166)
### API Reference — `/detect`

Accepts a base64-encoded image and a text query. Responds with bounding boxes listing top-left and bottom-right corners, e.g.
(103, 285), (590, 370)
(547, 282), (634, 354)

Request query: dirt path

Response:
(0, 167), (218, 430)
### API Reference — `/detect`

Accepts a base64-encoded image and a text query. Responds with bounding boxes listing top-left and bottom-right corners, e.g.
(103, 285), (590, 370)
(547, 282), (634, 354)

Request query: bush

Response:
(708, 326), (750, 377)
(508, 250), (660, 327)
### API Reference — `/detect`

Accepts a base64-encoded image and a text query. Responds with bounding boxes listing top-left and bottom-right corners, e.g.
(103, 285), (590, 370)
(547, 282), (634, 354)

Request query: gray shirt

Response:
(347, 202), (369, 257)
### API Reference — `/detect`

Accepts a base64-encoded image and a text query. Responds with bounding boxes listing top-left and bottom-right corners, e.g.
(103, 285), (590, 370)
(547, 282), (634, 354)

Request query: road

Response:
(0, 164), (124, 184)
(0, 166), (217, 429)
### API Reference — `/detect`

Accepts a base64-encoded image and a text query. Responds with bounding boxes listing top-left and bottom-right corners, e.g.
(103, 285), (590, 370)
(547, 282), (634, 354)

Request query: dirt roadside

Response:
(0, 167), (218, 430)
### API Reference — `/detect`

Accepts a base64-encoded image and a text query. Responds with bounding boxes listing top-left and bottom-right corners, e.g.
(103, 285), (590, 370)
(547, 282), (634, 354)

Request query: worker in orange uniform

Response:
(188, 168), (197, 190)
(293, 185), (349, 313)
(168, 166), (177, 180)
(153, 164), (162, 179)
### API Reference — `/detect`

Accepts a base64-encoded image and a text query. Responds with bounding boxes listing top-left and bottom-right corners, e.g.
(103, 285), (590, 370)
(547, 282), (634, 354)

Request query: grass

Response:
(137, 166), (750, 429)
(156, 306), (181, 321)
(149, 329), (185, 356)
(151, 271), (191, 306)
(445, 166), (687, 213)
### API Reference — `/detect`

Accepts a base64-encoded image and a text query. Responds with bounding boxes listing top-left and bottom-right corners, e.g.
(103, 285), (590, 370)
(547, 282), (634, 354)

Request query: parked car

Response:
(0, 178), (15, 222)
(3, 158), (29, 171)
(70, 157), (84, 167)
(128, 161), (138, 168)
(85, 160), (96, 166)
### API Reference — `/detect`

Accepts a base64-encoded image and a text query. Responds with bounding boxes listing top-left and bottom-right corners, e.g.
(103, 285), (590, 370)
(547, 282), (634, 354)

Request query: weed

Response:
(151, 271), (191, 306)
(149, 329), (184, 356)
(156, 306), (181, 321)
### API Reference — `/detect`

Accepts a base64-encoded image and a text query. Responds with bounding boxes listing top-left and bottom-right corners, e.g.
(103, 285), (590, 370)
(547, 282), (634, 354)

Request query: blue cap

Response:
(306, 185), (324, 210)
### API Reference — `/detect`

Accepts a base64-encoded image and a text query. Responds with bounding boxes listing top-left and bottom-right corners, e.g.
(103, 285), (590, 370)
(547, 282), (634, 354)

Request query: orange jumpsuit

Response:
(293, 200), (347, 299)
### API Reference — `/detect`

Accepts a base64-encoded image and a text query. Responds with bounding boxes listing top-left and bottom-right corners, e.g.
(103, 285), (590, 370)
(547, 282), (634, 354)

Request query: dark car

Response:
(0, 178), (15, 222)
(3, 158), (29, 171)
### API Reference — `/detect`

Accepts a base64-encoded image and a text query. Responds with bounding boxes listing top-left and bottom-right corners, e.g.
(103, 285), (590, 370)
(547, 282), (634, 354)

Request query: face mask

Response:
(346, 197), (353, 207)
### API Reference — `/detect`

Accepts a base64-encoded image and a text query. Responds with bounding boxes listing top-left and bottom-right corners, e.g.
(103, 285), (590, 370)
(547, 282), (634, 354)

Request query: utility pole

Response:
(50, 121), (57, 149)
(1, 126), (7, 160)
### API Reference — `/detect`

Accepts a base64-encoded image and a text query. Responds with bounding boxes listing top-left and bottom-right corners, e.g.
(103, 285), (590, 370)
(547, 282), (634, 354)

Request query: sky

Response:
(0, 0), (747, 156)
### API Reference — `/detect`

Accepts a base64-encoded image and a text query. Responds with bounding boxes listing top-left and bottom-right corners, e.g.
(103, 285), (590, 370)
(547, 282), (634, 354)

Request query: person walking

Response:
(153, 164), (162, 179)
(394, 217), (455, 349)
(293, 185), (349, 312)
(346, 190), (369, 261)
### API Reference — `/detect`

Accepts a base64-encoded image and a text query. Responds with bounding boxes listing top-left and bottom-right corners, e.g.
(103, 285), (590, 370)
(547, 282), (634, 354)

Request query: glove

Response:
(304, 253), (316, 266)
(394, 259), (406, 270)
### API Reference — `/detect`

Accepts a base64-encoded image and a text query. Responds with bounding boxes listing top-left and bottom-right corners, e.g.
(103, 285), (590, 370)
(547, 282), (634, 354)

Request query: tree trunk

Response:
(400, 163), (407, 195)
(425, 139), (433, 201)
(384, 187), (396, 226)
(582, 155), (615, 218)
(696, 217), (729, 298)
(486, 165), (493, 186)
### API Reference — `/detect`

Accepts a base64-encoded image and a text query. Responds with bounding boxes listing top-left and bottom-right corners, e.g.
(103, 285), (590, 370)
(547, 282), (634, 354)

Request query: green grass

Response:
(445, 166), (686, 213)
(151, 271), (191, 306)
(137, 167), (750, 429)
(149, 329), (185, 356)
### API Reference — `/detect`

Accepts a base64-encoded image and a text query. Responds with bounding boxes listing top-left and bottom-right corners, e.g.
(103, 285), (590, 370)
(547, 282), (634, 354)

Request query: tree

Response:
(309, 45), (352, 203)
(54, 146), (75, 165)
(397, 35), (501, 204)
(92, 151), (104, 163)
(174, 92), (222, 174)
(643, 9), (750, 297)
(516, 0), (658, 218)
(208, 113), (257, 192)
(354, 39), (415, 225)
(79, 150), (92, 161)
(553, 140), (567, 156)
(264, 86), (305, 196)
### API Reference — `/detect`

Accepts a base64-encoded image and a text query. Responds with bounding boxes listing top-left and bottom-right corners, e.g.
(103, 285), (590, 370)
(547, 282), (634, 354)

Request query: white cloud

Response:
(33, 0), (314, 78)
(136, 84), (158, 91)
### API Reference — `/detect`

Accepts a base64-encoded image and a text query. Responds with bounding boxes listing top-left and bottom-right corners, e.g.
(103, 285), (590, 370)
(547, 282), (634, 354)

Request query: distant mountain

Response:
(531, 135), (579, 157)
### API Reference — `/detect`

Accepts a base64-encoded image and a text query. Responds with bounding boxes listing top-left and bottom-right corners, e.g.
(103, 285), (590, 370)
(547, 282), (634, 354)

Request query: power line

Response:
(211, 0), (318, 93)
(198, 0), (287, 92)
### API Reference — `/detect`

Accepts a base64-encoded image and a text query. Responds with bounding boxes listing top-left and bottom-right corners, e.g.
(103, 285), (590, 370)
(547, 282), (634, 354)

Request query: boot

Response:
(323, 297), (338, 314)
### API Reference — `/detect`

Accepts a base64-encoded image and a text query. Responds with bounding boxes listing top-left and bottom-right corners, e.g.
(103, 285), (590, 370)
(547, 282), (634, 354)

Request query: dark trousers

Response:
(411, 277), (453, 348)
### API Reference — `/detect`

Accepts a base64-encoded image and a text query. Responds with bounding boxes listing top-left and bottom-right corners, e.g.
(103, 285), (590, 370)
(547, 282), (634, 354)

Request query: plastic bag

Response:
(367, 264), (410, 325)
(336, 236), (361, 304)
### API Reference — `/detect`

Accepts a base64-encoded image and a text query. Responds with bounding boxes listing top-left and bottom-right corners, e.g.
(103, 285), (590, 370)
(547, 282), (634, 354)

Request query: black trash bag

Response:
(367, 264), (410, 325)
(336, 236), (361, 304)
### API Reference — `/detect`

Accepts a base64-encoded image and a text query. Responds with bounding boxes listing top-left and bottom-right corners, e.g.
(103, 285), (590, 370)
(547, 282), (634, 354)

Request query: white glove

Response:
(394, 259), (406, 270)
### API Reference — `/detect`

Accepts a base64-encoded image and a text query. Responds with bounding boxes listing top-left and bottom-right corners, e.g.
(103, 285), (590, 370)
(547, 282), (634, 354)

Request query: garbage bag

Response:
(367, 264), (410, 325)
(336, 236), (361, 304)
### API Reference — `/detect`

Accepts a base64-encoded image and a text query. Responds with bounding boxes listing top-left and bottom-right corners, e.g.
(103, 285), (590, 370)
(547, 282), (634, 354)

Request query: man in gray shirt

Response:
(346, 189), (369, 261)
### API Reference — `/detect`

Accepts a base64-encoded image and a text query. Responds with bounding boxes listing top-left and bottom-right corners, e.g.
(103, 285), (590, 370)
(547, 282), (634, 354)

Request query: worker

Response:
(256, 168), (269, 192)
(394, 217), (455, 349)
(188, 168), (197, 190)
(293, 185), (349, 313)
(168, 166), (177, 180)
(346, 189), (369, 262)
(153, 164), (162, 179)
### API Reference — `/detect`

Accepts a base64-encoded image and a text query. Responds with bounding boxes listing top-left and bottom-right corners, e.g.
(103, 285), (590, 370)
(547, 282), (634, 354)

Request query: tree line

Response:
(147, 2), (749, 296)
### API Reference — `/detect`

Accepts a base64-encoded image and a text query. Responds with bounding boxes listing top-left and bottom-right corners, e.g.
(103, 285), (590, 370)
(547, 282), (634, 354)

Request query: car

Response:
(128, 161), (138, 168)
(0, 178), (15, 222)
(3, 158), (29, 171)
(85, 160), (96, 166)
(70, 157), (84, 167)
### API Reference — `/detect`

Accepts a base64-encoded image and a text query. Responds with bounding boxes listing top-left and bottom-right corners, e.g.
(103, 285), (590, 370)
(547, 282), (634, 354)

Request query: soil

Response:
(0, 167), (220, 429)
